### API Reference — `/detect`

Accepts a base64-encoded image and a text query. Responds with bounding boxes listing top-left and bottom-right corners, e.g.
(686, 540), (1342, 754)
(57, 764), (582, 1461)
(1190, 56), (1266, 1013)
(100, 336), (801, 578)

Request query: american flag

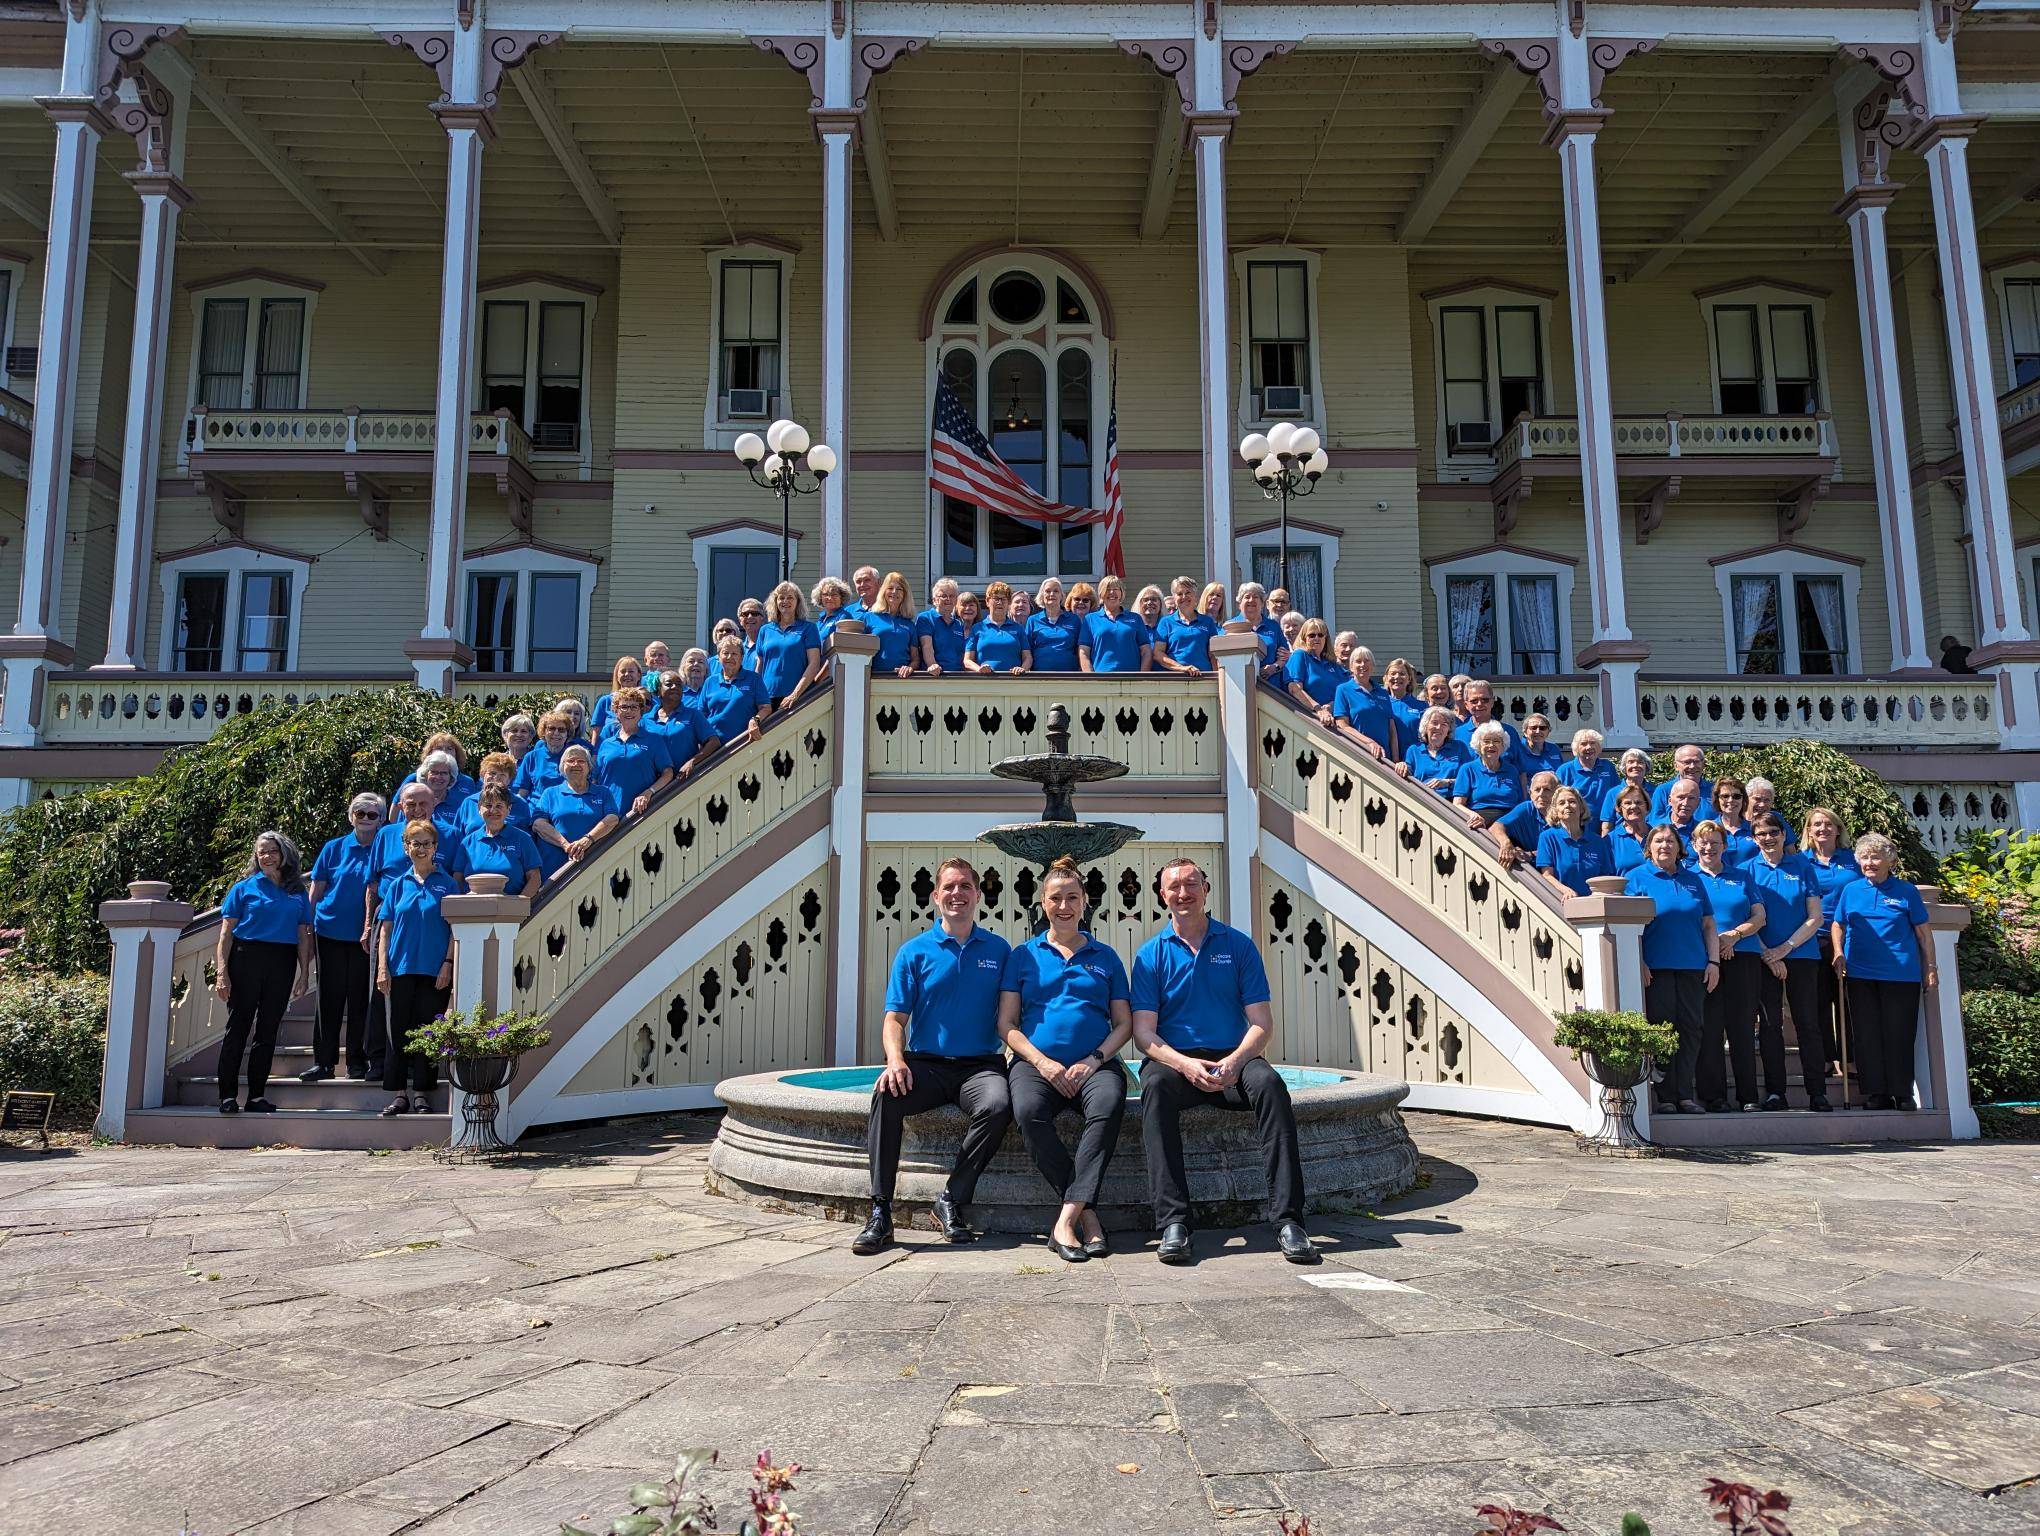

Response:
(929, 370), (1126, 577)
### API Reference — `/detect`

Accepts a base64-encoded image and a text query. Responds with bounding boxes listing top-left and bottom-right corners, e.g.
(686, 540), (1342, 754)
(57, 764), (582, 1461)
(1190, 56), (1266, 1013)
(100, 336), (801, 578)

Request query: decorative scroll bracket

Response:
(1120, 37), (1294, 115)
(751, 34), (923, 134)
(1934, 0), (1978, 41)
(343, 469), (392, 542)
(1843, 44), (1931, 144)
(384, 29), (558, 112)
(1634, 476), (1680, 544)
(1484, 34), (1654, 117)
(193, 470), (245, 538)
(1494, 476), (1531, 540)
(1777, 474), (1830, 541)
(1587, 38), (1655, 108)
(96, 24), (182, 173)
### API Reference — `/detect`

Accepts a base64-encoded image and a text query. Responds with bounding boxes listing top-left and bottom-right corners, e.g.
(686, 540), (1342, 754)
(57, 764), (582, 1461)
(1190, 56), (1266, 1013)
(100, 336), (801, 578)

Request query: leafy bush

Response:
(0, 686), (552, 975)
(1552, 1008), (1677, 1081)
(0, 966), (109, 1114)
(1961, 990), (2040, 1105)
(414, 1003), (552, 1061)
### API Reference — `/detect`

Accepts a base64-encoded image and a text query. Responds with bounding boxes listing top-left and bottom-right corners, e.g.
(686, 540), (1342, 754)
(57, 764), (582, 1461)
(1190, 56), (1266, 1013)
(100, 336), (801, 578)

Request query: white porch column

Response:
(827, 627), (876, 1066)
(1211, 630), (1261, 928)
(817, 119), (853, 577)
(1835, 80), (1932, 673)
(0, 4), (102, 746)
(1191, 112), (1234, 587)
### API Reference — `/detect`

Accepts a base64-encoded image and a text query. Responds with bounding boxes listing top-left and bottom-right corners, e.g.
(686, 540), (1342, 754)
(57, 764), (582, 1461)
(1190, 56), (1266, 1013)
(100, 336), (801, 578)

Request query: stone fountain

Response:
(979, 701), (1143, 871)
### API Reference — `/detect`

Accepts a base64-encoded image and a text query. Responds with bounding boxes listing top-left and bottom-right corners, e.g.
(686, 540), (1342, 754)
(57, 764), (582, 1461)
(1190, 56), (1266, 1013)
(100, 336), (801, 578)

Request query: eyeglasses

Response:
(351, 810), (379, 820)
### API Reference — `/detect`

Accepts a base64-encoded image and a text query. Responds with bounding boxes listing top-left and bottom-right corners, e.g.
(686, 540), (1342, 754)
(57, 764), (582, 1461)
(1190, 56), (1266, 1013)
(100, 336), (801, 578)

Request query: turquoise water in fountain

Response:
(782, 1065), (1348, 1096)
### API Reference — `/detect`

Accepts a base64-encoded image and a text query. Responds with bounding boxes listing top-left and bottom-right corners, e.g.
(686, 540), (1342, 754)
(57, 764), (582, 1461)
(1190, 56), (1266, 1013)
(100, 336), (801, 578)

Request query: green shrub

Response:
(0, 686), (553, 975)
(0, 967), (109, 1114)
(1552, 1008), (1678, 1081)
(1961, 989), (2040, 1105)
(414, 1003), (552, 1061)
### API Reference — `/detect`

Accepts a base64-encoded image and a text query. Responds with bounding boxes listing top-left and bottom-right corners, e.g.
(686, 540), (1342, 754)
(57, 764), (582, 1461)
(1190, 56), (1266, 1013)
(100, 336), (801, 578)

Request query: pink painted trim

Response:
(1237, 513), (1346, 540)
(1691, 275), (1831, 301)
(154, 534), (316, 564)
(685, 516), (804, 541)
(1418, 276), (1559, 302)
(463, 532), (601, 563)
(476, 270), (604, 296)
(1423, 540), (1578, 567)
(711, 233), (802, 256)
(1705, 540), (1864, 568)
(183, 267), (324, 294)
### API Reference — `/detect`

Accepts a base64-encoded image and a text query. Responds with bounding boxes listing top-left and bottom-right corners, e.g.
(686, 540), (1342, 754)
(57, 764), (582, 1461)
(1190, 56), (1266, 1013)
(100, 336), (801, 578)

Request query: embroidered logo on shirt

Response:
(1210, 953), (1234, 966)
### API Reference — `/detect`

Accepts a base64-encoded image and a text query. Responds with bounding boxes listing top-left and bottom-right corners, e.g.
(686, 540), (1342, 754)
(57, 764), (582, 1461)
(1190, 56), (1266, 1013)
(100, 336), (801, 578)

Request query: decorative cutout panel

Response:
(1886, 781), (2019, 853)
(867, 676), (1221, 780)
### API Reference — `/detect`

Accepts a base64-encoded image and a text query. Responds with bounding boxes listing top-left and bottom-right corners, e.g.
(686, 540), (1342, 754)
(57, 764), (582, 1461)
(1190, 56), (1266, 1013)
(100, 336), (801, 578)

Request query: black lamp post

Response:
(733, 418), (835, 580)
(1238, 423), (1327, 593)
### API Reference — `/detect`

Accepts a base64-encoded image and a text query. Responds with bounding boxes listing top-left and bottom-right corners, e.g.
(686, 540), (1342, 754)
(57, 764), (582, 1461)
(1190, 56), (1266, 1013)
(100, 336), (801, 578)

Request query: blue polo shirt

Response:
(751, 619), (820, 698)
(393, 768), (478, 814)
(1154, 612), (1220, 669)
(1653, 815), (1700, 857)
(916, 608), (969, 671)
(370, 817), (465, 886)
(309, 833), (379, 941)
(1557, 757), (1619, 808)
(455, 791), (533, 837)
(378, 868), (461, 977)
(864, 609), (919, 671)
(1517, 742), (1566, 779)
(1025, 610), (1083, 672)
(815, 604), (854, 640)
(1333, 681), (1396, 756)
(513, 742), (567, 799)
(1452, 716), (1523, 759)
(1000, 932), (1130, 1065)
(1453, 759), (1525, 815)
(1600, 780), (1652, 825)
(1694, 863), (1763, 954)
(1495, 799), (1548, 852)
(1241, 614), (1287, 667)
(1626, 863), (1712, 971)
(1649, 778), (1716, 823)
(1537, 825), (1614, 895)
(458, 825), (542, 889)
(1805, 850), (1862, 922)
(1714, 820), (1761, 868)
(1386, 692), (1426, 742)
(1746, 852), (1821, 959)
(589, 691), (625, 740)
(1082, 609), (1148, 672)
(1609, 824), (1650, 876)
(1130, 917), (1271, 1053)
(531, 783), (619, 877)
(1404, 739), (1471, 793)
(222, 873), (312, 945)
(1833, 877), (1930, 982)
(885, 924), (1012, 1057)
(1283, 649), (1346, 707)
(966, 617), (1028, 673)
(700, 667), (769, 742)
(646, 702), (709, 770)
(595, 728), (674, 809)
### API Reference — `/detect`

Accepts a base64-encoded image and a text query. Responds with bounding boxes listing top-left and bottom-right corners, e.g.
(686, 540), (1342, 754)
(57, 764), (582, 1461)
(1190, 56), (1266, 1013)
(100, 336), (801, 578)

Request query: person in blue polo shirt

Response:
(864, 571), (923, 678)
(532, 745), (621, 880)
(1802, 807), (1860, 1080)
(997, 855), (1134, 1264)
(1653, 778), (1705, 856)
(1453, 722), (1525, 829)
(751, 581), (824, 706)
(392, 734), (479, 814)
(1744, 812), (1831, 1111)
(812, 575), (857, 641)
(1493, 772), (1559, 866)
(1607, 785), (1653, 876)
(852, 857), (1015, 1256)
(455, 753), (532, 837)
(1152, 576), (1220, 674)
(305, 794), (386, 1083)
(916, 577), (970, 675)
(1235, 582), (1288, 676)
(1535, 786), (1615, 896)
(644, 672), (712, 782)
(1598, 748), (1654, 830)
(1281, 618), (1347, 724)
(1080, 575), (1151, 673)
(1131, 856), (1317, 1267)
(213, 831), (315, 1115)
(1830, 831), (1935, 1111)
(1451, 680), (1524, 764)
(513, 709), (575, 799)
(1689, 821), (1767, 1112)
(1556, 727), (1619, 812)
(1516, 714), (1566, 779)
(700, 635), (770, 746)
(375, 817), (461, 1118)
(1332, 652), (1397, 764)
(1025, 579), (1084, 672)
(594, 688), (675, 819)
(1626, 823), (1719, 1115)
(963, 582), (1030, 674)
(1648, 744), (1716, 822)
(458, 786), (543, 897)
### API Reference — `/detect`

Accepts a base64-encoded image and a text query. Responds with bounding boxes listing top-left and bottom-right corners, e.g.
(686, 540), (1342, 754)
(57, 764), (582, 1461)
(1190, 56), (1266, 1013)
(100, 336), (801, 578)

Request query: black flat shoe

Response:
(379, 1097), (411, 1118)
(850, 1205), (894, 1256)
(1761, 1094), (1788, 1112)
(1677, 1099), (1707, 1116)
(217, 1098), (239, 1116)
(1808, 1095), (1832, 1112)
(244, 1097), (277, 1113)
(1277, 1222), (1321, 1265)
(1156, 1223), (1194, 1266)
(299, 1066), (334, 1083)
(1047, 1236), (1089, 1264)
(932, 1192), (974, 1244)
(1083, 1234), (1110, 1259)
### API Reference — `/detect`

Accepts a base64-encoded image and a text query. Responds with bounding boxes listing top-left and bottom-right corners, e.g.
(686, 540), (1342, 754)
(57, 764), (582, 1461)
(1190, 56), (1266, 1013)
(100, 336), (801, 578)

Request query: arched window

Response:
(929, 253), (1107, 584)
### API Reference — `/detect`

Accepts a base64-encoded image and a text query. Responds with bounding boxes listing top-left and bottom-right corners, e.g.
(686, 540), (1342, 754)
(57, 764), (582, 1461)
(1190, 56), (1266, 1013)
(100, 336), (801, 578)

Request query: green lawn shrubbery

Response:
(0, 966), (109, 1114)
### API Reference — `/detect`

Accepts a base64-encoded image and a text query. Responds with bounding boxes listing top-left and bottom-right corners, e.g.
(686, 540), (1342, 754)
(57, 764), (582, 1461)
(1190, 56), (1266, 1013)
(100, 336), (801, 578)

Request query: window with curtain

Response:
(1770, 307), (1819, 414)
(237, 573), (292, 671)
(1447, 576), (1497, 675)
(1251, 546), (1323, 621)
(1247, 260), (1310, 418)
(467, 573), (517, 672)
(1441, 307), (1488, 450)
(718, 260), (782, 407)
(528, 574), (581, 671)
(1508, 575), (1559, 674)
(1731, 574), (1783, 673)
(1495, 307), (1544, 425)
(252, 299), (304, 409)
(708, 548), (779, 629)
(1715, 306), (1763, 413)
(481, 302), (528, 423)
(172, 574), (228, 671)
(1795, 576), (1847, 674)
(197, 299), (249, 409)
(2005, 278), (2040, 388)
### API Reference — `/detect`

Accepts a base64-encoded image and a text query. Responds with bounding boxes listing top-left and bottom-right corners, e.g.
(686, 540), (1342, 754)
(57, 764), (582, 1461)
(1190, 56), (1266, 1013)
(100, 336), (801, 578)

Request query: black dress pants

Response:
(1815, 932), (1844, 1065)
(1139, 1052), (1304, 1229)
(1645, 968), (1706, 1106)
(1698, 951), (1761, 1107)
(866, 1053), (1012, 1205)
(216, 940), (298, 1101)
(1008, 1056), (1127, 1209)
(382, 973), (449, 1094)
(314, 934), (372, 1075)
(1756, 956), (1825, 1103)
(1846, 977), (1922, 1104)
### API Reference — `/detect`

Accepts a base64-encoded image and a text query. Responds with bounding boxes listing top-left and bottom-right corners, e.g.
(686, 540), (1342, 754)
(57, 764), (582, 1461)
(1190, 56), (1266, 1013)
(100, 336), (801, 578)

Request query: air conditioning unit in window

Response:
(1262, 385), (1305, 416)
(726, 388), (769, 419)
(533, 422), (578, 451)
(3, 346), (34, 380)
(1448, 421), (1495, 454)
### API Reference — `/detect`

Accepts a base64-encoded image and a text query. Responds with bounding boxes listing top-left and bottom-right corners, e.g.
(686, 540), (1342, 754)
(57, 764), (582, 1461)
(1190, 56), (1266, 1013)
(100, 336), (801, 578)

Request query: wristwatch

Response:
(1084, 1049), (1107, 1066)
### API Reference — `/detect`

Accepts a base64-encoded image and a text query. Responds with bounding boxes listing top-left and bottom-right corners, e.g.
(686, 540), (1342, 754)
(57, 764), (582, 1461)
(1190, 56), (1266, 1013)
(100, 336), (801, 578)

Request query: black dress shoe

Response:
(299, 1066), (335, 1083)
(932, 1192), (974, 1244)
(850, 1205), (894, 1256)
(1677, 1098), (1707, 1116)
(218, 1098), (239, 1116)
(1046, 1236), (1089, 1264)
(1277, 1222), (1321, 1265)
(1156, 1223), (1194, 1265)
(1083, 1234), (1110, 1259)
(1761, 1094), (1788, 1112)
(1865, 1093), (1895, 1111)
(1808, 1095), (1833, 1112)
(243, 1097), (277, 1114)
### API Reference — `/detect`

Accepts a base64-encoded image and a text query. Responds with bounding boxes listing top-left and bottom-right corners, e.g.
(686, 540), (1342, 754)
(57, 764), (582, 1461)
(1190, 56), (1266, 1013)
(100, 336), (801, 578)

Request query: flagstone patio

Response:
(0, 1113), (2035, 1535)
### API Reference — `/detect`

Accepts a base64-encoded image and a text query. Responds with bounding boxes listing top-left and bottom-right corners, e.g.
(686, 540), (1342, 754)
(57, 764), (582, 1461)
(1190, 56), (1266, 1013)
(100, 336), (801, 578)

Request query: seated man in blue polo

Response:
(1130, 857), (1317, 1267)
(853, 857), (1014, 1256)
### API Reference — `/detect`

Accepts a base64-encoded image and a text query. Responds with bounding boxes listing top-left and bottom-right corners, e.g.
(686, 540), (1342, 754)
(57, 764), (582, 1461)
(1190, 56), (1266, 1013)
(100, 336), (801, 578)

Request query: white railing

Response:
(1491, 676), (1599, 737)
(1639, 676), (1998, 748)
(40, 673), (412, 745)
(2001, 378), (2040, 435)
(1493, 412), (1837, 474)
(1887, 781), (2021, 853)
(0, 386), (31, 434)
(867, 674), (1223, 781)
(189, 407), (530, 462)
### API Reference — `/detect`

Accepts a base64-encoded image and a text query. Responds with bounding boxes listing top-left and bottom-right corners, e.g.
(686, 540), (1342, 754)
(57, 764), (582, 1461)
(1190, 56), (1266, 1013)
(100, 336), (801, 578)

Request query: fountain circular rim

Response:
(990, 755), (1130, 784)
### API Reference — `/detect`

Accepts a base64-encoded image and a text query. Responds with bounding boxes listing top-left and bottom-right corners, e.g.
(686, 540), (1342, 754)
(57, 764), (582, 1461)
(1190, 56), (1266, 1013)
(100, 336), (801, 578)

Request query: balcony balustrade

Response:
(188, 406), (532, 465)
(0, 386), (30, 472)
(2000, 378), (2040, 473)
(1492, 412), (1840, 477)
(39, 672), (413, 746)
(1636, 675), (1997, 748)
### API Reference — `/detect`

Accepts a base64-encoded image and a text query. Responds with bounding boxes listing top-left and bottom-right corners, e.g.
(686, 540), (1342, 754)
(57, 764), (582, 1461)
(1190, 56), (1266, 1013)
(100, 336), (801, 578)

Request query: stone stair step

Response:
(124, 1106), (448, 1151)
(1649, 1106), (1952, 1147)
(173, 1074), (396, 1110)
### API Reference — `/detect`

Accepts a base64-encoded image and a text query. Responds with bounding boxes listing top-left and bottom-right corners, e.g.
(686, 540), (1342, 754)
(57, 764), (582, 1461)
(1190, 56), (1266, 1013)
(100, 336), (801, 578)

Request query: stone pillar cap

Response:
(1210, 632), (1263, 660)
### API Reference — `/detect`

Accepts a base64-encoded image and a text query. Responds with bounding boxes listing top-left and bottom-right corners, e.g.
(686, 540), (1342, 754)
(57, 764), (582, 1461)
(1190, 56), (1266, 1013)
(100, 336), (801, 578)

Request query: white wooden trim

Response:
(865, 810), (1225, 844)
(1425, 284), (1557, 481)
(179, 276), (318, 453)
(155, 543), (313, 672)
(1711, 546), (1861, 674)
(1426, 545), (1575, 680)
(704, 243), (795, 450)
(1697, 283), (1832, 416)
(1986, 258), (2040, 397)
(1231, 245), (1328, 435)
(1234, 524), (1340, 631)
(474, 279), (596, 477)
(461, 543), (599, 672)
(690, 522), (799, 649)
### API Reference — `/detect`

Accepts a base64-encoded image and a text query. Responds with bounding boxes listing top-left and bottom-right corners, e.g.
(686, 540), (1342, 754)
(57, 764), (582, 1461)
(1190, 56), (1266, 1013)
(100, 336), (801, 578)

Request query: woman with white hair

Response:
(1333, 648), (1395, 762)
(499, 713), (537, 767)
(1332, 631), (1359, 671)
(917, 577), (968, 675)
(212, 831), (314, 1115)
(753, 579), (823, 707)
(1600, 747), (1653, 832)
(1234, 582), (1286, 672)
(812, 575), (857, 640)
(1744, 776), (1796, 846)
(1556, 727), (1616, 811)
(554, 695), (591, 743)
(699, 633), (771, 745)
(677, 647), (710, 710)
(531, 743), (621, 879)
(1026, 578), (1082, 672)
(1516, 714), (1565, 778)
(1830, 831), (1935, 1110)
(1452, 720), (1525, 830)
(1400, 706), (1471, 794)
(1279, 610), (1306, 652)
(393, 732), (477, 811)
(305, 794), (387, 1083)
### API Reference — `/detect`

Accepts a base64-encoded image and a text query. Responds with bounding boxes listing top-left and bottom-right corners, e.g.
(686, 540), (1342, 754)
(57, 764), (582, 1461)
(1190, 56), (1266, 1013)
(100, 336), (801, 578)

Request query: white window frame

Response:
(0, 250), (26, 396)
(690, 521), (799, 649)
(180, 274), (320, 449)
(1424, 283), (1557, 481)
(1987, 258), (2040, 395)
(461, 542), (600, 674)
(926, 251), (1109, 587)
(704, 242), (795, 450)
(1233, 522), (1340, 631)
(1711, 547), (1861, 675)
(1232, 246), (1327, 434)
(475, 277), (597, 475)
(1426, 546), (1576, 679)
(1697, 282), (1830, 417)
(155, 543), (312, 672)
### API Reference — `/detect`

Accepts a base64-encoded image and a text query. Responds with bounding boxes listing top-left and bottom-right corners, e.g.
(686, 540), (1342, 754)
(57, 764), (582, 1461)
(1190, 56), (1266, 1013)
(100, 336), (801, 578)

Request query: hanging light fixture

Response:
(1002, 372), (1033, 431)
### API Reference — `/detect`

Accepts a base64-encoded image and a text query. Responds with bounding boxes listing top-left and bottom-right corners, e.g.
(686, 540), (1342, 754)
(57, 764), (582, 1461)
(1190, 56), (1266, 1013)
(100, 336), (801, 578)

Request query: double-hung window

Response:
(704, 244), (793, 447)
(1998, 274), (2040, 389)
(1428, 286), (1554, 471)
(476, 282), (592, 455)
(158, 545), (312, 672)
(1246, 260), (1311, 422)
(1427, 548), (1575, 679)
(195, 296), (308, 409)
(462, 545), (598, 673)
(1700, 284), (1829, 416)
(1714, 549), (1858, 675)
